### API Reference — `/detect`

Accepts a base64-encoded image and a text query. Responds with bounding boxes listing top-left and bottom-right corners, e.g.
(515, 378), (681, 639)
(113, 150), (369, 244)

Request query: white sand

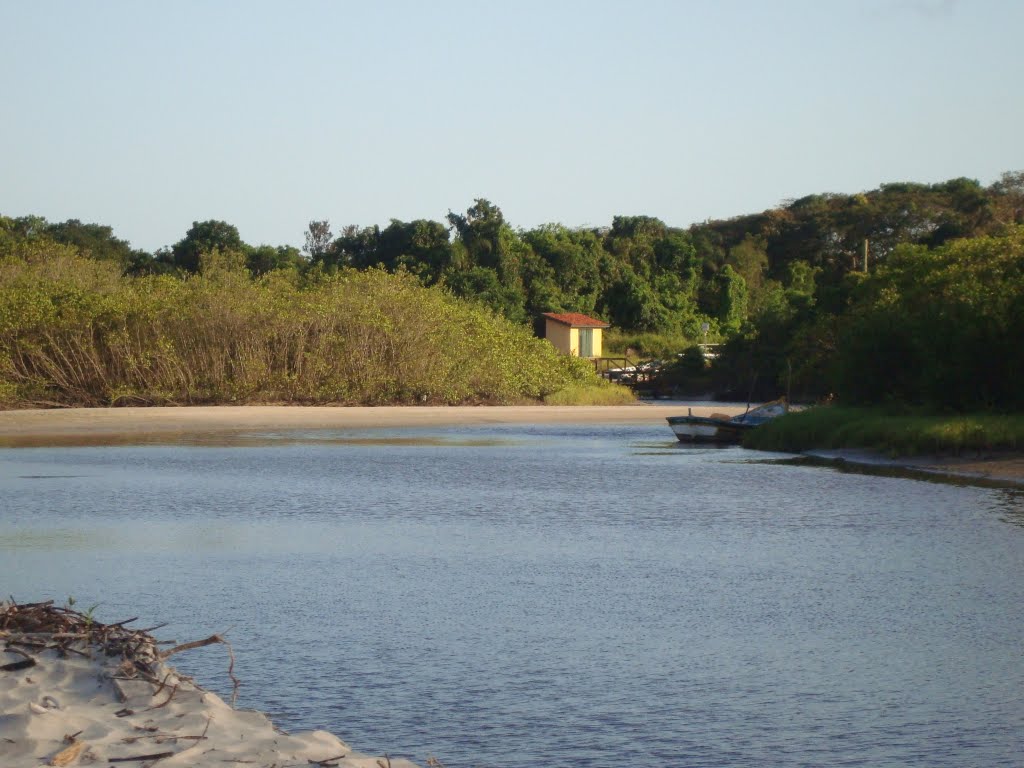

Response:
(0, 644), (418, 768)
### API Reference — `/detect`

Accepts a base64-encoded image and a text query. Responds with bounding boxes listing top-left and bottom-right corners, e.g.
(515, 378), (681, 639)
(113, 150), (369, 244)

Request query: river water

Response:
(1, 423), (1022, 767)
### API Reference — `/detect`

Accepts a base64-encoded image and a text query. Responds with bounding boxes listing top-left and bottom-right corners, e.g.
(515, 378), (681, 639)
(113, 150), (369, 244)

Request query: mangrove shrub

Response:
(0, 243), (595, 407)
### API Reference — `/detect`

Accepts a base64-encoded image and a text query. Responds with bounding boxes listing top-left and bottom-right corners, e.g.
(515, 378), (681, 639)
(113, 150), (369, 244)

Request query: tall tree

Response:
(247, 245), (304, 276)
(447, 199), (505, 270)
(304, 220), (333, 262)
(45, 219), (140, 267)
(322, 225), (380, 269)
(377, 219), (452, 283)
(171, 220), (244, 273)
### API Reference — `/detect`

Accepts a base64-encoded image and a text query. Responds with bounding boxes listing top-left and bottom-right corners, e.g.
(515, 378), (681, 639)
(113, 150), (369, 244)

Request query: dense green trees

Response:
(833, 228), (1024, 410)
(4, 170), (1022, 410)
(0, 215), (146, 270)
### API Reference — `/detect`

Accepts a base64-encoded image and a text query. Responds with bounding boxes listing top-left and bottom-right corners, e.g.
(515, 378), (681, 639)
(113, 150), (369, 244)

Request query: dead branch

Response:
(3, 601), (242, 712)
(310, 755), (347, 767)
(136, 622), (169, 633)
(159, 634), (225, 660)
(1, 657), (35, 672)
(152, 672), (174, 697)
(145, 683), (179, 710)
(224, 636), (240, 706)
(108, 751), (175, 763)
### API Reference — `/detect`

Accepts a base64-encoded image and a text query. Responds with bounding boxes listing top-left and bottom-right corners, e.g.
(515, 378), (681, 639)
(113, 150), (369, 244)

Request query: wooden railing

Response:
(592, 357), (660, 387)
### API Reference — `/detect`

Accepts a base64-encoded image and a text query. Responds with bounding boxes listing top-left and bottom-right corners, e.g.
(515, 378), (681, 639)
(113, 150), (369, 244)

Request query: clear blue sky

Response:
(2, 0), (1021, 253)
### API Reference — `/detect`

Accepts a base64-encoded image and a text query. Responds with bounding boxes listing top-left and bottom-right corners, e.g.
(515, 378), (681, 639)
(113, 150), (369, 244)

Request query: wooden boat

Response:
(667, 400), (788, 444)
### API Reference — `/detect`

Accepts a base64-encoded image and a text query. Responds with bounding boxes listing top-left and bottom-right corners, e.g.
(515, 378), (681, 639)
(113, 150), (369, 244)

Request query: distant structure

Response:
(542, 312), (610, 358)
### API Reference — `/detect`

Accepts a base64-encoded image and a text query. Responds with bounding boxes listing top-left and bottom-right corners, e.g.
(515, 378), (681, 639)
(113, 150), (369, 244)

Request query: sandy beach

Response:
(1, 403), (1020, 482)
(1, 601), (418, 768)
(0, 404), (733, 446)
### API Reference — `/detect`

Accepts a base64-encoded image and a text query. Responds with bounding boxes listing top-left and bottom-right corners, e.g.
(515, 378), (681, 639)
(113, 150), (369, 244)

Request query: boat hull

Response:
(666, 416), (751, 444)
(667, 400), (788, 444)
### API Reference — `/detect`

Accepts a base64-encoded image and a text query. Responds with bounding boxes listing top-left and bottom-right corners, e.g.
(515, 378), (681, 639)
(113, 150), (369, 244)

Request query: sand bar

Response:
(2, 404), (1020, 484)
(1, 601), (419, 768)
(0, 404), (736, 446)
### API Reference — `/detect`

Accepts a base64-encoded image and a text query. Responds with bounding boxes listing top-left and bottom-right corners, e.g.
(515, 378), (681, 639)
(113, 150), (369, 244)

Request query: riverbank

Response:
(0, 601), (419, 768)
(799, 449), (1024, 487)
(743, 405), (1024, 486)
(0, 404), (735, 446)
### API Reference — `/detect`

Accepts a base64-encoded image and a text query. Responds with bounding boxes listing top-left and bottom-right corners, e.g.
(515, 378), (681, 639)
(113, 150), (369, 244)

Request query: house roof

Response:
(542, 312), (610, 328)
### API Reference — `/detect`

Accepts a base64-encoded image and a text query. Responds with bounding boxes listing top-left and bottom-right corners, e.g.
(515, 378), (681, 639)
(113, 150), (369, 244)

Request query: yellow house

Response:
(542, 312), (610, 358)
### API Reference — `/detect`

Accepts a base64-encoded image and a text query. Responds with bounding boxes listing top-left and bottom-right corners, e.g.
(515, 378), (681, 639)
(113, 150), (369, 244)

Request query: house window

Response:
(578, 328), (594, 357)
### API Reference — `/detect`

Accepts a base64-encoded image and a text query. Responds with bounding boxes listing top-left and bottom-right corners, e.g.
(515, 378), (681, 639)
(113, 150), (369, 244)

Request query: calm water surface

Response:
(1, 423), (1022, 767)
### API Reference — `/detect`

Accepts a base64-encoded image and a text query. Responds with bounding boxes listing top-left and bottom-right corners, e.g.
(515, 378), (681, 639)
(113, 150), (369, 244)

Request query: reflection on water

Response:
(17, 474), (86, 479)
(0, 430), (513, 449)
(991, 489), (1024, 527)
(1, 423), (1022, 768)
(0, 528), (105, 550)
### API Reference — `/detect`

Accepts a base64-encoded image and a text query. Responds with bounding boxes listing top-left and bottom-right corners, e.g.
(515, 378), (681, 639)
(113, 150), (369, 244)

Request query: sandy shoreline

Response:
(805, 449), (1024, 486)
(1, 601), (418, 768)
(1, 404), (1021, 484)
(0, 404), (730, 445)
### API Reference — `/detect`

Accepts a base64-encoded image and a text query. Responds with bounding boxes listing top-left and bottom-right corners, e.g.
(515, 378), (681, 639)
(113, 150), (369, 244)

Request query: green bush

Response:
(745, 405), (1024, 456)
(0, 245), (601, 407)
(603, 329), (693, 359)
(543, 381), (636, 405)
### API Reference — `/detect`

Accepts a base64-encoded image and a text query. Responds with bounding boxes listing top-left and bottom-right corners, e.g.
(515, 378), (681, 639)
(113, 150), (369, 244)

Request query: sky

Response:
(2, 0), (1022, 253)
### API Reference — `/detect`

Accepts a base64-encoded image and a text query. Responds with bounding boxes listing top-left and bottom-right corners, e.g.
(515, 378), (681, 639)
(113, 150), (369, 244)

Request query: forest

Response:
(1, 171), (1022, 409)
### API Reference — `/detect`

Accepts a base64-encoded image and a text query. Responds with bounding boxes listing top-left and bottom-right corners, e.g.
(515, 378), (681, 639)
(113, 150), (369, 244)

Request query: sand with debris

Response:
(1, 601), (418, 768)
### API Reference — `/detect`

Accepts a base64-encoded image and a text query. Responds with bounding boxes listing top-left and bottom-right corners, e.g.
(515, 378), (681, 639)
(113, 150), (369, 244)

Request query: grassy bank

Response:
(744, 406), (1024, 456)
(542, 380), (636, 406)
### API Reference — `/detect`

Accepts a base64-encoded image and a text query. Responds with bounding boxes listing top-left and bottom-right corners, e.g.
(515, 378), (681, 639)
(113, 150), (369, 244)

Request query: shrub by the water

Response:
(0, 244), (598, 407)
(542, 381), (636, 406)
(745, 406), (1024, 456)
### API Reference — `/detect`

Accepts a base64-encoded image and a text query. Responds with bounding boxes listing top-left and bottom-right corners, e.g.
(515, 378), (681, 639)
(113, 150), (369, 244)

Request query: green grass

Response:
(744, 406), (1024, 456)
(542, 381), (637, 406)
(603, 330), (691, 360)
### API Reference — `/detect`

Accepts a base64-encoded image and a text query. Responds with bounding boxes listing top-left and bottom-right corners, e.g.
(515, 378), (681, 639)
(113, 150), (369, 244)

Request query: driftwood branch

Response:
(158, 632), (240, 705)
(159, 634), (225, 660)
(1, 657), (36, 672)
(310, 754), (347, 766)
(108, 751), (175, 763)
(145, 684), (179, 711)
(152, 672), (174, 697)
